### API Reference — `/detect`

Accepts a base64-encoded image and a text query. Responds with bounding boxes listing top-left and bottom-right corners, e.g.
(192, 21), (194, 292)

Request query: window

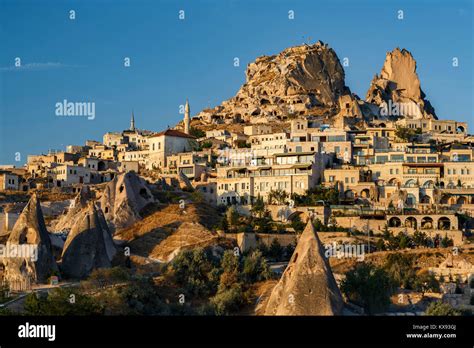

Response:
(345, 177), (349, 183)
(328, 135), (345, 142)
(329, 176), (335, 182)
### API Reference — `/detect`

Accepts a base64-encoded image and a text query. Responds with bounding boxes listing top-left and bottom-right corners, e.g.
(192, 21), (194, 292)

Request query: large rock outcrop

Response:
(61, 203), (117, 279)
(366, 48), (436, 119)
(2, 193), (58, 285)
(264, 220), (344, 315)
(99, 172), (155, 231)
(52, 186), (92, 232)
(197, 41), (350, 124)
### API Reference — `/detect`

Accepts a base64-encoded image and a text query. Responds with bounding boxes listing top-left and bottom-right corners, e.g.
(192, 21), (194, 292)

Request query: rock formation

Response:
(197, 41), (350, 124)
(52, 185), (92, 232)
(2, 193), (58, 285)
(61, 202), (117, 279)
(150, 221), (217, 262)
(99, 172), (155, 231)
(366, 48), (436, 119)
(264, 220), (344, 315)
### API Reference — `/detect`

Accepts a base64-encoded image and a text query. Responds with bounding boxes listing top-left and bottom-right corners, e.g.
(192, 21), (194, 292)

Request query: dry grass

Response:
(115, 201), (224, 260)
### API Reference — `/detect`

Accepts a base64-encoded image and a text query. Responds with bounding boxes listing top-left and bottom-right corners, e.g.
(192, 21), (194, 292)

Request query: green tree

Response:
(425, 301), (461, 316)
(384, 254), (417, 289)
(413, 270), (440, 296)
(189, 127), (205, 138)
(201, 141), (212, 149)
(169, 248), (219, 296)
(440, 234), (453, 248)
(226, 206), (240, 231)
(398, 233), (411, 249)
(24, 288), (103, 315)
(375, 238), (385, 251)
(210, 286), (243, 315)
(413, 230), (430, 247)
(291, 186), (339, 206)
(219, 215), (229, 233)
(341, 263), (393, 314)
(268, 238), (284, 261)
(290, 214), (305, 233)
(267, 189), (289, 205)
(242, 250), (271, 283)
(211, 250), (244, 315)
(251, 195), (266, 219)
(395, 126), (422, 142)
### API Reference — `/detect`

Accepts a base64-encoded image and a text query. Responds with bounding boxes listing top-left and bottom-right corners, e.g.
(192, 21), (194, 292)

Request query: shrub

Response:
(169, 248), (220, 296)
(211, 285), (243, 315)
(413, 270), (440, 295)
(242, 250), (271, 283)
(83, 267), (131, 289)
(425, 301), (461, 316)
(24, 288), (103, 315)
(341, 262), (393, 314)
(267, 238), (284, 261)
(384, 254), (417, 289)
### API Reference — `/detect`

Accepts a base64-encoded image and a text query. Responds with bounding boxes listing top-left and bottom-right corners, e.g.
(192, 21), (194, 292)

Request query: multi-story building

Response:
(216, 151), (325, 205)
(146, 129), (197, 170)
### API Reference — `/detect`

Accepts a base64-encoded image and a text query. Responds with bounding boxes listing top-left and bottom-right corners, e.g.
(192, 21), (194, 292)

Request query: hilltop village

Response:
(0, 42), (473, 316)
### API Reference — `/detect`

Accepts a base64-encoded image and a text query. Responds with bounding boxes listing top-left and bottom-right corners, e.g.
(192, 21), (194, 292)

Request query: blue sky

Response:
(0, 0), (472, 164)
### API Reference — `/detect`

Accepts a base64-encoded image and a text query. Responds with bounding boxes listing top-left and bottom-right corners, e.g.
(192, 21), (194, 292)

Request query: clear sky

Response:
(0, 0), (472, 165)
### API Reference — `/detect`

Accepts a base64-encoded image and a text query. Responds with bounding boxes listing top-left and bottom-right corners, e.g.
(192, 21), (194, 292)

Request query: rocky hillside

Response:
(191, 43), (440, 128)
(366, 48), (437, 119)
(197, 41), (350, 124)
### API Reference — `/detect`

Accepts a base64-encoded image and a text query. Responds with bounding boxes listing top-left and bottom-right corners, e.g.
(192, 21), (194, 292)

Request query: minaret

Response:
(130, 111), (135, 131)
(184, 99), (190, 134)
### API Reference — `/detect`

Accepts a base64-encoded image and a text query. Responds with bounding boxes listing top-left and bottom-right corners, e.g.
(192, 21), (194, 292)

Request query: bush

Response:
(211, 285), (243, 315)
(425, 301), (461, 316)
(268, 239), (284, 261)
(24, 288), (103, 315)
(118, 277), (168, 315)
(341, 263), (393, 314)
(242, 250), (271, 283)
(291, 186), (339, 206)
(384, 254), (417, 289)
(169, 248), (220, 296)
(82, 267), (131, 289)
(413, 270), (440, 295)
(290, 215), (305, 233)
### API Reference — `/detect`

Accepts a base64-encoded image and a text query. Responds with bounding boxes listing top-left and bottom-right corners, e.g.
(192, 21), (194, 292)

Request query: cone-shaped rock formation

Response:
(61, 203), (117, 279)
(2, 193), (58, 285)
(264, 220), (343, 315)
(99, 172), (155, 230)
(52, 185), (91, 232)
